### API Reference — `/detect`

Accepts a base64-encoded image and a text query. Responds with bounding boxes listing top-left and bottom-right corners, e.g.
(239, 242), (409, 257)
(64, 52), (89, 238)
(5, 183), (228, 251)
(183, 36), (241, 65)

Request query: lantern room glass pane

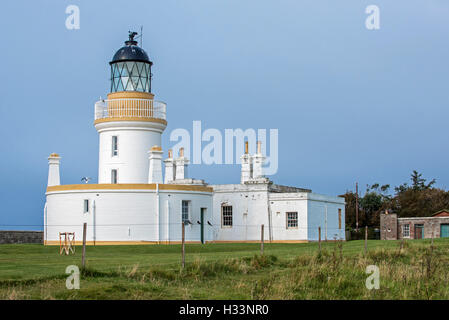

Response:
(116, 77), (124, 91)
(126, 62), (134, 75)
(130, 76), (139, 90)
(110, 61), (151, 93)
(122, 63), (130, 77)
(113, 64), (120, 78)
(136, 77), (144, 91)
(137, 63), (145, 76)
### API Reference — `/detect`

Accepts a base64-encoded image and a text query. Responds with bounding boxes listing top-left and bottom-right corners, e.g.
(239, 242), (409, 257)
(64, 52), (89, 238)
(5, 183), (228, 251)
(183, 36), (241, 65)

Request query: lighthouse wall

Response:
(96, 121), (166, 184)
(45, 188), (213, 244)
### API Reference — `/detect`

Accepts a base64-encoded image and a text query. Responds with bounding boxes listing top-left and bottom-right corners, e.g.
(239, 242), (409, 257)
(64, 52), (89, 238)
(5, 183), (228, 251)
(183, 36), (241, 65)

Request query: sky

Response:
(0, 0), (448, 230)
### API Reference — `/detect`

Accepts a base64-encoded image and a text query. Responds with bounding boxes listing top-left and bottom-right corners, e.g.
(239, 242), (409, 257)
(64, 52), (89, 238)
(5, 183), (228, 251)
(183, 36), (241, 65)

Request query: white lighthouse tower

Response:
(94, 32), (167, 184)
(45, 32), (214, 245)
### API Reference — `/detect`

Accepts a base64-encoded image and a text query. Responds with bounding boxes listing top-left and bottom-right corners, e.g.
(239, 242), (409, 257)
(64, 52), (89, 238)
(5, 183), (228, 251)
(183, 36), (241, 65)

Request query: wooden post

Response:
(431, 230), (434, 249)
(181, 222), (185, 268)
(318, 227), (321, 254)
(355, 182), (359, 232)
(82, 223), (87, 268)
(364, 226), (368, 255)
(261, 224), (264, 255)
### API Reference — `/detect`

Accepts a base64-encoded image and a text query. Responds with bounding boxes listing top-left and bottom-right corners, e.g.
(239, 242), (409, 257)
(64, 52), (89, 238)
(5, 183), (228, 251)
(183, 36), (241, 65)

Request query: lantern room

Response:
(109, 31), (153, 93)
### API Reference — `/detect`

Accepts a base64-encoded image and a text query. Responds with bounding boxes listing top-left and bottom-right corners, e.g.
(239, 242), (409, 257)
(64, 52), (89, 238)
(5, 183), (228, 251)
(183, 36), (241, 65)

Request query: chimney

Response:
(240, 141), (252, 183)
(47, 153), (61, 186)
(252, 141), (265, 179)
(175, 147), (189, 180)
(163, 149), (176, 183)
(148, 145), (163, 183)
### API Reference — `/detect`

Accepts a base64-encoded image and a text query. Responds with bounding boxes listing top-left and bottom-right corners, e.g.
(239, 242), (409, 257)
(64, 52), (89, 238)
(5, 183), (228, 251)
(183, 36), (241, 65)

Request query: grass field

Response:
(1, 239), (449, 299)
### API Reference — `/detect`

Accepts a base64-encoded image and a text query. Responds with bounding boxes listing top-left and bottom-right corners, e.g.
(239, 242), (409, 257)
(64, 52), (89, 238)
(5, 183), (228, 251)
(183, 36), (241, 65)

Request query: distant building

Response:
(380, 210), (449, 240)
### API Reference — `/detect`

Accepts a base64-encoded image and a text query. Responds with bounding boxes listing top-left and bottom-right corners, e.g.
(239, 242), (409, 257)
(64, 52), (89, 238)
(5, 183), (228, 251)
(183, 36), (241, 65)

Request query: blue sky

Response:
(0, 0), (448, 229)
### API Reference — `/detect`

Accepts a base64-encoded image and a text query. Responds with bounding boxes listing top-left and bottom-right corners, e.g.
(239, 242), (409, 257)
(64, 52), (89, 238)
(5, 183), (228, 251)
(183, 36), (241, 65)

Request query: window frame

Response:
(286, 212), (298, 229)
(111, 169), (118, 184)
(83, 199), (89, 214)
(112, 135), (118, 157)
(181, 200), (190, 223)
(338, 208), (342, 229)
(402, 224), (410, 238)
(221, 205), (233, 228)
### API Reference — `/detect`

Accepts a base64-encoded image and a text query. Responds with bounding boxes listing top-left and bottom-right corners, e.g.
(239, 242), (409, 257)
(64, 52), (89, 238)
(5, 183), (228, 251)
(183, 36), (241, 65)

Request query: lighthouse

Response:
(44, 32), (345, 245)
(94, 32), (167, 184)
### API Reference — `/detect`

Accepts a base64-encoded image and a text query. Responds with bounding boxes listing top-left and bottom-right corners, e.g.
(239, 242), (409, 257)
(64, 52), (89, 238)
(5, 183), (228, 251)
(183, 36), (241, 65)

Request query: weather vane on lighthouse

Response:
(128, 31), (138, 41)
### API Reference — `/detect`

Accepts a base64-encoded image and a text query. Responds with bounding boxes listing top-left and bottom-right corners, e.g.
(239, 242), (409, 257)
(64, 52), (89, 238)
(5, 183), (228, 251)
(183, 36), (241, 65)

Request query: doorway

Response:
(441, 224), (449, 238)
(414, 224), (424, 239)
(200, 208), (206, 244)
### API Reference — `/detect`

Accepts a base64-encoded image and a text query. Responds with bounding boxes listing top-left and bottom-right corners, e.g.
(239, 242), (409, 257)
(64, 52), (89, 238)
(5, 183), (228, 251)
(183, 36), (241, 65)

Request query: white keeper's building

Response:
(44, 33), (345, 245)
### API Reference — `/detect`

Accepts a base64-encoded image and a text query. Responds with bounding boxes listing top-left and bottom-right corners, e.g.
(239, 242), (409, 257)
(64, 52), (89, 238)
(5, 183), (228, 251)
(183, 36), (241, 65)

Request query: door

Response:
(200, 208), (206, 244)
(441, 224), (449, 238)
(414, 224), (424, 239)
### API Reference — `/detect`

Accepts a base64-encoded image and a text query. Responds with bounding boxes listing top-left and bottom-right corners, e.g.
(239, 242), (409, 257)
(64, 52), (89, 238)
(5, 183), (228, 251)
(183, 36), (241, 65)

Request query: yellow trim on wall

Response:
(46, 183), (213, 193)
(44, 240), (308, 245)
(44, 240), (203, 246)
(107, 91), (154, 100)
(211, 240), (309, 244)
(158, 184), (213, 192)
(94, 117), (167, 126)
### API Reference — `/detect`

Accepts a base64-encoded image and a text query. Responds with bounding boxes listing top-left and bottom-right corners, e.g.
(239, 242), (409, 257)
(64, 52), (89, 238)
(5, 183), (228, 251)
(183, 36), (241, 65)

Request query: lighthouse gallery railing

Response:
(94, 98), (166, 121)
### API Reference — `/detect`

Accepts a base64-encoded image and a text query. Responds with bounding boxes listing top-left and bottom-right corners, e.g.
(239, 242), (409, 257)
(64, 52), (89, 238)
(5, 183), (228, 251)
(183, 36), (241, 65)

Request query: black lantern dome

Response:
(109, 32), (153, 93)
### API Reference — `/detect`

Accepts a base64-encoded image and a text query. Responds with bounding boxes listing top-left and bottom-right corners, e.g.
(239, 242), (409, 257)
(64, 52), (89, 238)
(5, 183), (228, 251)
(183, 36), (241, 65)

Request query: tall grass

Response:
(1, 241), (449, 299)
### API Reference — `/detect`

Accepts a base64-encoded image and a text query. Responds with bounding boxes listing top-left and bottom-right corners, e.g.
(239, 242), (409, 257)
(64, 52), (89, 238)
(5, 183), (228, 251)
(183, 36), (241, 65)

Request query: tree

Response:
(391, 188), (449, 218)
(395, 170), (436, 194)
(344, 183), (391, 229)
(343, 191), (363, 229)
(360, 184), (391, 227)
(345, 171), (446, 229)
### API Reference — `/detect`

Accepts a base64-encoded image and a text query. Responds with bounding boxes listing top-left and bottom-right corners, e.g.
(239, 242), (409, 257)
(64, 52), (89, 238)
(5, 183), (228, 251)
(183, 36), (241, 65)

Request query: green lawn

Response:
(1, 239), (448, 299)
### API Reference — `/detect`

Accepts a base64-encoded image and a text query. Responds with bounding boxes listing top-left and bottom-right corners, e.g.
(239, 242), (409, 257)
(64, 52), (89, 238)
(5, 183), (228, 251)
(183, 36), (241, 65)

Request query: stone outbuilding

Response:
(380, 210), (449, 240)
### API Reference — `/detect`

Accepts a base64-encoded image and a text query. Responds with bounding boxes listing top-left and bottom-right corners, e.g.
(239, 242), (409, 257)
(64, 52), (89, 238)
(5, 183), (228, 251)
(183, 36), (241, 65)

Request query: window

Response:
(403, 224), (410, 238)
(222, 205), (233, 227)
(112, 136), (118, 156)
(110, 61), (152, 93)
(111, 169), (118, 184)
(338, 208), (342, 229)
(286, 212), (298, 229)
(182, 200), (190, 223)
(83, 199), (89, 213)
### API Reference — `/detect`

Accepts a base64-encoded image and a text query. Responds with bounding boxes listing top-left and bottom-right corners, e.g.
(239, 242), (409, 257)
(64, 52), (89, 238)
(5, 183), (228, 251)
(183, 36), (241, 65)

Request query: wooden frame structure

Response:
(59, 232), (75, 255)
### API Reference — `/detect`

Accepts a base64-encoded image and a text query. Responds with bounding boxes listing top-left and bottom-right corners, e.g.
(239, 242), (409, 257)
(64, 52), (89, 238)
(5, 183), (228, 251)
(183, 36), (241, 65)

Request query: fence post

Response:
(181, 222), (185, 268)
(431, 230), (434, 249)
(364, 226), (368, 255)
(261, 224), (264, 255)
(318, 227), (321, 254)
(82, 223), (87, 268)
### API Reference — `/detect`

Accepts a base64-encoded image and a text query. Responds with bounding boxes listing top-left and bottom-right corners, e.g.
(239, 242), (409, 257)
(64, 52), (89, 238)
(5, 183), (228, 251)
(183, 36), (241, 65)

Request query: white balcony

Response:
(94, 98), (166, 121)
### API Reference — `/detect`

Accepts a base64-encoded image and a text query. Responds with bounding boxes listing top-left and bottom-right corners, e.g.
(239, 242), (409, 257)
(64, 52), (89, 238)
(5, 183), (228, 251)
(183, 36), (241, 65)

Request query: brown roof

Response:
(432, 209), (449, 217)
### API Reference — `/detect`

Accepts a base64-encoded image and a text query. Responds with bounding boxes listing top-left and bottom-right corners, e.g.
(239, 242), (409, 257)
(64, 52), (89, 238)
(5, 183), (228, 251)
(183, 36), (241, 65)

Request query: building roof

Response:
(110, 32), (152, 64)
(432, 209), (449, 217)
